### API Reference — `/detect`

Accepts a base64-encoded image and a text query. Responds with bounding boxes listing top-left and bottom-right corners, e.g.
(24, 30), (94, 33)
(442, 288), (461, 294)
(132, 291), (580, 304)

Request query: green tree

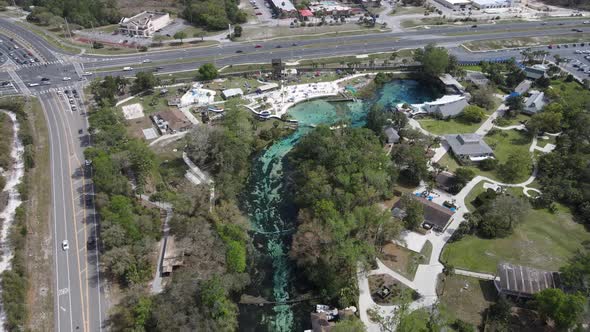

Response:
(477, 194), (530, 238)
(233, 24), (242, 37)
(498, 151), (531, 182)
(398, 194), (424, 230)
(131, 71), (157, 94)
(198, 63), (219, 81)
(413, 43), (450, 77)
(470, 86), (496, 110)
(332, 316), (367, 332)
(526, 110), (563, 135)
(366, 104), (388, 136)
(534, 288), (585, 330)
(460, 105), (486, 123)
(173, 31), (187, 43)
(505, 94), (524, 115)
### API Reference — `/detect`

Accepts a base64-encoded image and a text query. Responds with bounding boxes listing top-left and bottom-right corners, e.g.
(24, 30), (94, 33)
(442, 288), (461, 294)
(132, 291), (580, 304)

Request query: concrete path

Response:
(454, 269), (497, 281)
(357, 98), (557, 331)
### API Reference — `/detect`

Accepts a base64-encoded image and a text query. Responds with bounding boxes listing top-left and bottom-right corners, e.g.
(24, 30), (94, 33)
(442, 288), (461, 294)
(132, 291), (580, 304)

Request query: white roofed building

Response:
(269, 0), (298, 17)
(222, 88), (244, 100)
(119, 11), (171, 37)
(411, 95), (469, 118)
(433, 0), (471, 9)
(472, 0), (518, 9)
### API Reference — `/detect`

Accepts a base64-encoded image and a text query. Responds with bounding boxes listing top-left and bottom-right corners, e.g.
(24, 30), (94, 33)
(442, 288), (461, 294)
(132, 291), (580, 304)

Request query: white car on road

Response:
(62, 240), (69, 250)
(63, 77), (71, 81)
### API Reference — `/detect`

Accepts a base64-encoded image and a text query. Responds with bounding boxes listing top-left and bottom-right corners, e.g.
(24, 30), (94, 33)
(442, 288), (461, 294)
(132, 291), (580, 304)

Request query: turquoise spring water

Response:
(238, 80), (441, 331)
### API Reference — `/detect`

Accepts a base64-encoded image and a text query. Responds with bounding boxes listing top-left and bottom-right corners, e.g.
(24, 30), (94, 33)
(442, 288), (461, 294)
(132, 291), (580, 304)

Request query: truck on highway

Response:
(123, 66), (133, 71)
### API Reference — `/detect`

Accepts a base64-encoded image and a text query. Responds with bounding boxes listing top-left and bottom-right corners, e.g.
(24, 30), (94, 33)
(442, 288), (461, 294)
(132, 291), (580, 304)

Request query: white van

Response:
(123, 66), (133, 71)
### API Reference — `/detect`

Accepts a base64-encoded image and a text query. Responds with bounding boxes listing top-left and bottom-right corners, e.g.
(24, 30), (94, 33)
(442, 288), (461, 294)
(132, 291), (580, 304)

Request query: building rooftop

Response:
(496, 262), (560, 297)
(222, 88), (244, 97)
(393, 196), (455, 230)
(472, 0), (511, 5)
(445, 133), (494, 156)
(120, 11), (168, 26)
(525, 90), (546, 112)
(384, 127), (400, 143)
(443, 0), (472, 3)
(270, 0), (296, 11)
(157, 109), (192, 131)
(299, 9), (314, 17)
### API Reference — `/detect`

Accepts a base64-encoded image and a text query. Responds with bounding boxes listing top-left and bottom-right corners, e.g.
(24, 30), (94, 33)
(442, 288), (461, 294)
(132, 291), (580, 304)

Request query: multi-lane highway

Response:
(42, 89), (105, 332)
(0, 13), (587, 332)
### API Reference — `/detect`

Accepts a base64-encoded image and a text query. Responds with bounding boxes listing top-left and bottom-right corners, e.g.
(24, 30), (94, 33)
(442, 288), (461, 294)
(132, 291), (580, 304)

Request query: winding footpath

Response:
(358, 99), (557, 331)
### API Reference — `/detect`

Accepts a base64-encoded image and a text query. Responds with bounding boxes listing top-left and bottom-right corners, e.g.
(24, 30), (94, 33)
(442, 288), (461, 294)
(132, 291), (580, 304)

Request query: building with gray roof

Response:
(445, 133), (494, 164)
(523, 90), (546, 115)
(383, 127), (400, 144)
(495, 262), (560, 299)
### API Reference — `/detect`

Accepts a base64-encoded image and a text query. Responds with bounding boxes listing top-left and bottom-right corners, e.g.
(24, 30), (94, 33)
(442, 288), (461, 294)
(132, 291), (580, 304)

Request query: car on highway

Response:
(82, 71), (93, 76)
(236, 50), (243, 53)
(142, 59), (151, 63)
(584, 21), (590, 24)
(28, 83), (39, 87)
(255, 45), (262, 48)
(123, 66), (133, 71)
(62, 240), (69, 250)
(275, 45), (282, 48)
(63, 77), (71, 81)
(471, 25), (478, 28)
(71, 105), (77, 111)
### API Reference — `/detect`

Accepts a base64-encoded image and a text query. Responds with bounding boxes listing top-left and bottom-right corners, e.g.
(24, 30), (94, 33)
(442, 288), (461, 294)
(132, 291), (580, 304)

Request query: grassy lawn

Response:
(388, 6), (424, 16)
(484, 129), (531, 166)
(380, 241), (432, 280)
(462, 65), (483, 72)
(463, 182), (486, 212)
(549, 79), (590, 110)
(464, 34), (590, 51)
(119, 86), (187, 115)
(401, 17), (449, 28)
(495, 113), (530, 127)
(437, 153), (461, 173)
(418, 117), (483, 135)
(438, 274), (497, 326)
(442, 203), (589, 273)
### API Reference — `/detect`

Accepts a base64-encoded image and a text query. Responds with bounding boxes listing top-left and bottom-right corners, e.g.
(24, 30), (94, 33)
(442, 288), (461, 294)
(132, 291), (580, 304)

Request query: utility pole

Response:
(64, 17), (73, 42)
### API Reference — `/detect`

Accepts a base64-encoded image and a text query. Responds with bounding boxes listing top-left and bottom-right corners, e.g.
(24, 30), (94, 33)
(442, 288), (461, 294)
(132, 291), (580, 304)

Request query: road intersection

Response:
(0, 14), (585, 332)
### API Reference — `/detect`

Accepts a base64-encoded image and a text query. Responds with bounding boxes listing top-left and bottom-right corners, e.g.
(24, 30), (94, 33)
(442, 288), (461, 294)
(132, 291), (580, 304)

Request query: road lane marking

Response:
(52, 93), (89, 332)
(57, 288), (69, 296)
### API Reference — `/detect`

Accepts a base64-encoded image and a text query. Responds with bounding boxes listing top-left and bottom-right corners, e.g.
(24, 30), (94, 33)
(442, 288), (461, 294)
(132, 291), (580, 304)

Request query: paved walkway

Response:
(356, 97), (558, 330)
(454, 268), (497, 281)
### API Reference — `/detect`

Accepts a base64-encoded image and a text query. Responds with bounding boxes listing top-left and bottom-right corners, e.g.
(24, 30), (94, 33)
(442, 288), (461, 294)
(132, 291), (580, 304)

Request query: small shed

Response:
(383, 127), (400, 144)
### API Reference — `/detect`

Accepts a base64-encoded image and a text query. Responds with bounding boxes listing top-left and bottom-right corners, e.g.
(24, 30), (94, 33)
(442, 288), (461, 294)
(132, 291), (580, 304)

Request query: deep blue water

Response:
(238, 80), (441, 331)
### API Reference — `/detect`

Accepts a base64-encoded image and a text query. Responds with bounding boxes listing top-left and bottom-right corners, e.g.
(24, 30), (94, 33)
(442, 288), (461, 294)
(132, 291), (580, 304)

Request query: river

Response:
(0, 110), (25, 330)
(238, 80), (441, 331)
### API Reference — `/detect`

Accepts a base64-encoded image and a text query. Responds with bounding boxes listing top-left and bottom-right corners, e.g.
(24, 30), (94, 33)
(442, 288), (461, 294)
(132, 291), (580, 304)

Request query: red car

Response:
(255, 45), (262, 48)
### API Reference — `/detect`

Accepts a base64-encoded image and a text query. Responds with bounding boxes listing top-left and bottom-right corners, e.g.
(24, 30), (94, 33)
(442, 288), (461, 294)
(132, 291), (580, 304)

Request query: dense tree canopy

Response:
(534, 288), (586, 330)
(182, 0), (246, 31)
(198, 63), (219, 81)
(289, 127), (400, 298)
(25, 0), (119, 28)
(414, 43), (450, 77)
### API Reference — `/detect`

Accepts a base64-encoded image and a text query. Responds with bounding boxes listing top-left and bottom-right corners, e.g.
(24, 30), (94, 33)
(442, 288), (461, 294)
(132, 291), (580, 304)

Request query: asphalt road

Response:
(0, 14), (588, 332)
(40, 90), (105, 332)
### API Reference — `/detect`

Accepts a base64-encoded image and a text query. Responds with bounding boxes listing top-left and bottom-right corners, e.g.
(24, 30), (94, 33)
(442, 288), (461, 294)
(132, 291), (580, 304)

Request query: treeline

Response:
(536, 83), (590, 225)
(182, 0), (247, 31)
(23, 0), (119, 28)
(0, 97), (40, 331)
(85, 104), (161, 286)
(288, 126), (401, 301)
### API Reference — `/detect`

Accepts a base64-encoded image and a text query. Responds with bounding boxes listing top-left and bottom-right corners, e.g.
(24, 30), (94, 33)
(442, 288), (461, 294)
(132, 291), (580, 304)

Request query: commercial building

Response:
(119, 11), (171, 37)
(439, 74), (465, 94)
(152, 109), (193, 134)
(309, 1), (352, 16)
(495, 263), (560, 299)
(222, 88), (244, 99)
(269, 0), (298, 17)
(257, 83), (279, 93)
(445, 133), (494, 164)
(524, 64), (548, 80)
(472, 0), (518, 9)
(433, 0), (472, 10)
(412, 95), (469, 118)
